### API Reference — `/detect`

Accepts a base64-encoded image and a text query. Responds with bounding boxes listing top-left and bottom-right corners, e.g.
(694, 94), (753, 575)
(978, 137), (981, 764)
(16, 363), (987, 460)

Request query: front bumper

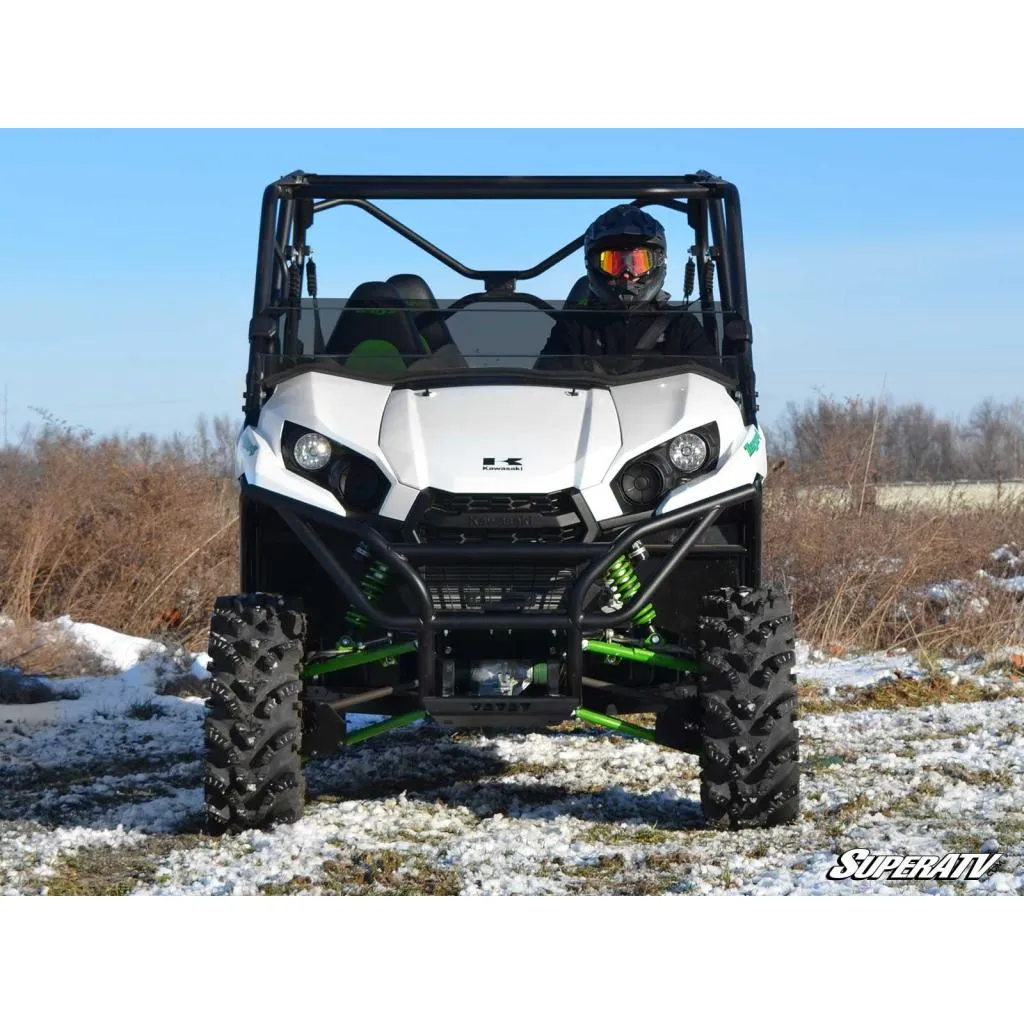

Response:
(243, 480), (758, 700)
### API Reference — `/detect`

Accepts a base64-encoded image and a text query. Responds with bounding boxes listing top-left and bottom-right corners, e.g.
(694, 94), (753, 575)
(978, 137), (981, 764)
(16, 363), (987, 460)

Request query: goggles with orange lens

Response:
(594, 246), (664, 277)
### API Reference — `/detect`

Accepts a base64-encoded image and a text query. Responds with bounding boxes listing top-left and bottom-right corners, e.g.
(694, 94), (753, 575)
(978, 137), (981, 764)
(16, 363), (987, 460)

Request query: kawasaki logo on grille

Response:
(466, 513), (543, 528)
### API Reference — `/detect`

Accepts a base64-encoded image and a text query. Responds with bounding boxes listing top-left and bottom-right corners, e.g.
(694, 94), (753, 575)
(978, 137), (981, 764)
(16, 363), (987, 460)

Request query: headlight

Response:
(332, 454), (390, 512)
(619, 459), (665, 507)
(292, 431), (333, 472)
(667, 432), (709, 473)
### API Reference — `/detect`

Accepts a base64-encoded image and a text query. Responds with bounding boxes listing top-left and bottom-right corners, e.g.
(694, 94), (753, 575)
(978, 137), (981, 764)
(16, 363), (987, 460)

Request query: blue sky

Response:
(1, 129), (1022, 440)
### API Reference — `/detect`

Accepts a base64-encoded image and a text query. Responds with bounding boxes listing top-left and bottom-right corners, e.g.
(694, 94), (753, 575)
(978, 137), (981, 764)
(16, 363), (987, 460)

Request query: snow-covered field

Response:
(2, 620), (1023, 896)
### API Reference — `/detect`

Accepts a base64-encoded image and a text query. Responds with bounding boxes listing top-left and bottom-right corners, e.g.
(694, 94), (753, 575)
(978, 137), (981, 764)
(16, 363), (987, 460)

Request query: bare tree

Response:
(772, 396), (891, 485)
(772, 395), (1023, 483)
(882, 404), (958, 481)
(960, 399), (1024, 479)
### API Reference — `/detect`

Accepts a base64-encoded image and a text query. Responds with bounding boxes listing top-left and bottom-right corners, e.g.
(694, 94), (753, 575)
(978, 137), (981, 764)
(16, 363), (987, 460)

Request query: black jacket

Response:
(535, 300), (717, 374)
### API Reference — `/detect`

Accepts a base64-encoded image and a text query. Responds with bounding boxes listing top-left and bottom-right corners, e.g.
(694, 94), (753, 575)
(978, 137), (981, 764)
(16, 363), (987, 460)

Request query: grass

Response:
(993, 816), (1024, 851)
(45, 835), (207, 896)
(125, 699), (166, 720)
(822, 792), (873, 823)
(558, 845), (715, 895)
(932, 764), (1016, 788)
(803, 753), (848, 771)
(260, 849), (462, 896)
(796, 671), (1012, 716)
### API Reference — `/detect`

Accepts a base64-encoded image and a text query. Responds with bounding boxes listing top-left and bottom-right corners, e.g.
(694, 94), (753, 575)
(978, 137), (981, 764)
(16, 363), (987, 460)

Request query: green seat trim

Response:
(344, 338), (408, 374)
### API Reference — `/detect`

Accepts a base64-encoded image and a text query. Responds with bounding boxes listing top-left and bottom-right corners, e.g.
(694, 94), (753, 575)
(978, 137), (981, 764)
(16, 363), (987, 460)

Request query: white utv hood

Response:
(239, 370), (766, 523)
(378, 385), (621, 493)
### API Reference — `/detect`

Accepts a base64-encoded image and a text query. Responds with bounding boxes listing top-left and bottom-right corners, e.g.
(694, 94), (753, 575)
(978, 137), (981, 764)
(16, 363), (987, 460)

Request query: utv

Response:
(204, 171), (798, 835)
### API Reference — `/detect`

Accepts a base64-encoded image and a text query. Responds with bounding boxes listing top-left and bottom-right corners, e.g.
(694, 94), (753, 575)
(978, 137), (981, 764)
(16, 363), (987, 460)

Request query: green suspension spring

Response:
(344, 559), (392, 630)
(604, 553), (657, 627)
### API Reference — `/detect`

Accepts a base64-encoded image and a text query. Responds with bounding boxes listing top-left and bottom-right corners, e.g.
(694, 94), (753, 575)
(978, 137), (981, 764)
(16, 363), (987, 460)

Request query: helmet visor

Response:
(595, 246), (664, 277)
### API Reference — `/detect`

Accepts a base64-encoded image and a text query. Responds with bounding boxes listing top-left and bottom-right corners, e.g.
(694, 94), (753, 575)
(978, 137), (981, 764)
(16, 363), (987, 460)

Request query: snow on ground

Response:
(2, 619), (1023, 896)
(795, 640), (923, 691)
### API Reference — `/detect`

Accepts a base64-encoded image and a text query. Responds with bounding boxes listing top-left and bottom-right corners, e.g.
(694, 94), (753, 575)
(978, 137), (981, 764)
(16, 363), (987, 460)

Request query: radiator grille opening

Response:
(414, 489), (586, 545)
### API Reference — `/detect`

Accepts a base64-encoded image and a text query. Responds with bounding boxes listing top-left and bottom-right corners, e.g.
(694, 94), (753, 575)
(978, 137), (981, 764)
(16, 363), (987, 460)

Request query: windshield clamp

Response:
(483, 273), (517, 296)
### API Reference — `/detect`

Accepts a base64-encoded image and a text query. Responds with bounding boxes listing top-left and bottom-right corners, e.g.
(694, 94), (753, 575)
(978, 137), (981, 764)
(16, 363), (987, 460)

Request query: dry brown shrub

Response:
(0, 619), (116, 679)
(0, 421), (239, 649)
(764, 474), (1024, 654)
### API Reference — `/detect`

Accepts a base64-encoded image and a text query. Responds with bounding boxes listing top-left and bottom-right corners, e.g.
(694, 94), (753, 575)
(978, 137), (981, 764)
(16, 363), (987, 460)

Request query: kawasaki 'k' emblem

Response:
(482, 457), (523, 472)
(743, 430), (761, 456)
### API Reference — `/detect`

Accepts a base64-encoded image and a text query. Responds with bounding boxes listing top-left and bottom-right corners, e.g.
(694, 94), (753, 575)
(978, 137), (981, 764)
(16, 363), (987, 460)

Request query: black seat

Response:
(323, 281), (428, 367)
(387, 273), (457, 353)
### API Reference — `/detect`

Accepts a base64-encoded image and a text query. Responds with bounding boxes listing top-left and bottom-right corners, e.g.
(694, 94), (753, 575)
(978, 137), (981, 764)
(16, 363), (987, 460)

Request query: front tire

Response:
(696, 585), (799, 829)
(203, 594), (307, 835)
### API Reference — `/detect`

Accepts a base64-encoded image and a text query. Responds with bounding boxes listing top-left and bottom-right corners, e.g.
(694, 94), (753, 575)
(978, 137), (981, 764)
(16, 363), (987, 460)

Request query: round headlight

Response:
(335, 455), (389, 511)
(668, 432), (709, 473)
(620, 459), (665, 506)
(292, 431), (332, 472)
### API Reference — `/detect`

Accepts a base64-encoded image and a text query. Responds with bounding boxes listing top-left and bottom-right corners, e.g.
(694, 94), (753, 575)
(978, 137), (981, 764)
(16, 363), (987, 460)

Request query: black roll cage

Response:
(246, 171), (758, 424)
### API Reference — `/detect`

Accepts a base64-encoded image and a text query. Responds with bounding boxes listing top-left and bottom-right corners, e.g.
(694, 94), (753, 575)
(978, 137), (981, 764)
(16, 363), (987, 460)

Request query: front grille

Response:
(421, 565), (580, 612)
(415, 489), (585, 545)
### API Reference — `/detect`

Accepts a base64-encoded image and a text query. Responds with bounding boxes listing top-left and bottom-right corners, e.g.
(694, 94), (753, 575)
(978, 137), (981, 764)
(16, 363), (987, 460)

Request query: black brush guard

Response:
(244, 482), (757, 710)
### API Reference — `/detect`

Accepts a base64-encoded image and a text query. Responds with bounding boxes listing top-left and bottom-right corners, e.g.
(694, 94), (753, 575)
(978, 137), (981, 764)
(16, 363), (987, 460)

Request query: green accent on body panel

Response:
(743, 429), (761, 456)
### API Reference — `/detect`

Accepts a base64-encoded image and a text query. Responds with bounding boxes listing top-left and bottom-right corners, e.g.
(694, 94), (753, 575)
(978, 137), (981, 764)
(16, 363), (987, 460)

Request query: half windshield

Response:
(266, 299), (734, 384)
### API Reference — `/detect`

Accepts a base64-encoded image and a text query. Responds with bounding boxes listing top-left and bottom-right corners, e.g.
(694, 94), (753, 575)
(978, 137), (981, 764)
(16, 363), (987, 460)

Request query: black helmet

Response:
(584, 205), (667, 307)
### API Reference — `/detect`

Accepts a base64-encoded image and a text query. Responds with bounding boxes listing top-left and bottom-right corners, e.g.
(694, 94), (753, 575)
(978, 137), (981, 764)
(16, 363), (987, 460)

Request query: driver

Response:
(534, 205), (716, 373)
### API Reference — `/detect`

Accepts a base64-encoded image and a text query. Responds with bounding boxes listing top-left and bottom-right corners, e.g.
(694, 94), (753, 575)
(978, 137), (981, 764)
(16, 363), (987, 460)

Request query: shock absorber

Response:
(683, 249), (696, 303)
(603, 542), (657, 630)
(344, 558), (393, 631)
(704, 247), (717, 300)
(288, 260), (302, 306)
